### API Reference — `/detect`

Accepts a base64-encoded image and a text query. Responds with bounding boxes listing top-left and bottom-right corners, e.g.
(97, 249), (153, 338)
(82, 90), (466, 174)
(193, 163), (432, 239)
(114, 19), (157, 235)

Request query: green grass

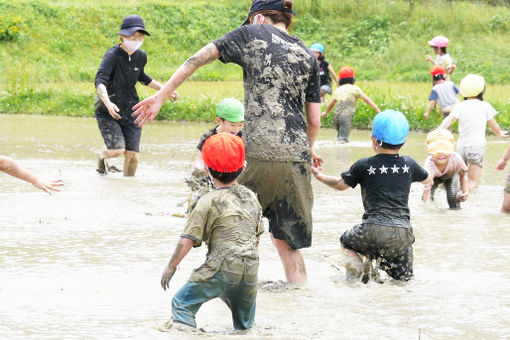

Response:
(1, 0), (510, 130)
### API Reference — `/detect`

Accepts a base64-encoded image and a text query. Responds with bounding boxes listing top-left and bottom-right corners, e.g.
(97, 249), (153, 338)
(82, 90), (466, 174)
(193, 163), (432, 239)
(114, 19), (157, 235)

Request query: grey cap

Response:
(118, 15), (150, 36)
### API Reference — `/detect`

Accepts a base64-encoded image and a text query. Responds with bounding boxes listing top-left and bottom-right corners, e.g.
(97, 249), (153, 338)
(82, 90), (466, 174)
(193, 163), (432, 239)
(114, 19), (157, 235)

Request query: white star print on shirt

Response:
(391, 165), (400, 173)
(402, 164), (410, 173)
(367, 166), (376, 175)
(379, 165), (388, 174)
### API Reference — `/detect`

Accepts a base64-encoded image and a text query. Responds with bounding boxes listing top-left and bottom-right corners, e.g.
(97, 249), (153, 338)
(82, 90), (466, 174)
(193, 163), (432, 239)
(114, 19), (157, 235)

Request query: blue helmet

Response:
(310, 43), (325, 54)
(372, 110), (409, 145)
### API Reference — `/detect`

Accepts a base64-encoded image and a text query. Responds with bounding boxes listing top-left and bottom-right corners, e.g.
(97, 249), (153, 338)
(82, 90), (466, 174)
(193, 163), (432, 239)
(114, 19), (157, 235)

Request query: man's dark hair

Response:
(249, 1), (294, 28)
(208, 166), (244, 184)
(339, 77), (355, 86)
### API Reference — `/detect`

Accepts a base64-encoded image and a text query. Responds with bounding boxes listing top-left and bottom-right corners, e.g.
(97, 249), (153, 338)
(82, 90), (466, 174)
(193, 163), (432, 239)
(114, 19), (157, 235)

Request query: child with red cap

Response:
(424, 65), (460, 119)
(321, 66), (380, 142)
(160, 133), (264, 332)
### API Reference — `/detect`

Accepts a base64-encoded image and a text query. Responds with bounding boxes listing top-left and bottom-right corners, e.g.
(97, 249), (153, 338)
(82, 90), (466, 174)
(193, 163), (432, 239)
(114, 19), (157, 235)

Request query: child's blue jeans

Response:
(172, 270), (257, 330)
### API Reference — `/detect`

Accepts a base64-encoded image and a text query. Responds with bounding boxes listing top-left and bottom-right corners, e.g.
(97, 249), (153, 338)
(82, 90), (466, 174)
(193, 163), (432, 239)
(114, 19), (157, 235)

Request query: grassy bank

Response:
(1, 0), (510, 130)
(2, 80), (509, 131)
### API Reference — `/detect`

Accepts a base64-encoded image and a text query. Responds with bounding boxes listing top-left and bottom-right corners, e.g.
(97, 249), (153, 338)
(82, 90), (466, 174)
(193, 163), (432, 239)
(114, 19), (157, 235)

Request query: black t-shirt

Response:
(341, 153), (429, 227)
(213, 24), (321, 162)
(319, 59), (331, 87)
(196, 126), (243, 151)
(94, 45), (153, 118)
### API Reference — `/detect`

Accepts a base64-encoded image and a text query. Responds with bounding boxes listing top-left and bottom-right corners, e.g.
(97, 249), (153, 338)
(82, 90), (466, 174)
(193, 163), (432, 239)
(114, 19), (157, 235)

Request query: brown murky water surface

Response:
(1, 114), (510, 339)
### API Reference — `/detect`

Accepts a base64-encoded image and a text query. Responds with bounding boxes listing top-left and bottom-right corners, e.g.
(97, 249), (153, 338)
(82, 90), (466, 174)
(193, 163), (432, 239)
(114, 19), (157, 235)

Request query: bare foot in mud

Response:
(155, 317), (206, 334)
(107, 164), (122, 173)
(258, 280), (307, 292)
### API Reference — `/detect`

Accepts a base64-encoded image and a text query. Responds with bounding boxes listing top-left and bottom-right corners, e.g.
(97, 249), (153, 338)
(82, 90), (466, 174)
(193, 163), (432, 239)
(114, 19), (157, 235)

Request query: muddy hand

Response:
(132, 95), (163, 127)
(161, 265), (177, 290)
(34, 178), (64, 194)
(311, 150), (323, 167)
(457, 192), (469, 202)
(107, 102), (121, 120)
(496, 158), (508, 171)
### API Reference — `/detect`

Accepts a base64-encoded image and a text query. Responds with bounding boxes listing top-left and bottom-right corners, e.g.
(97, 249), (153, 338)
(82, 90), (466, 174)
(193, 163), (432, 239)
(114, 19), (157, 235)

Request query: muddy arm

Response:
(161, 237), (194, 290)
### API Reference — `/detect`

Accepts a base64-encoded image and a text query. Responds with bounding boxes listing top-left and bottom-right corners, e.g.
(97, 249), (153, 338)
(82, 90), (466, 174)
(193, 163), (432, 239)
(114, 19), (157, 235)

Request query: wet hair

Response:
(433, 74), (445, 83)
(249, 0), (294, 28)
(339, 77), (355, 86)
(376, 139), (404, 150)
(208, 166), (244, 184)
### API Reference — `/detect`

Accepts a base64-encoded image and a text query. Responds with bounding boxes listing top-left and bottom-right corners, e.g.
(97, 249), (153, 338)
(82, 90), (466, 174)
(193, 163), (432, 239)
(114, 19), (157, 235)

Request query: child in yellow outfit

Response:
(322, 66), (380, 142)
(422, 129), (468, 209)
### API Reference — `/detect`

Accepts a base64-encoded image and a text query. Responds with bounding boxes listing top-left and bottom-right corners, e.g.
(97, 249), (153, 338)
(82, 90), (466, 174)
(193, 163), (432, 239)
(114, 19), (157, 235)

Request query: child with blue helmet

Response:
(312, 110), (433, 283)
(310, 43), (338, 101)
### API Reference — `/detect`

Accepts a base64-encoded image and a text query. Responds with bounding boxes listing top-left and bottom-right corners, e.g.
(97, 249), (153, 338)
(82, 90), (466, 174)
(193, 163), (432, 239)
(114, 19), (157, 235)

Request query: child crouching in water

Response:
(161, 133), (264, 332)
(322, 66), (380, 142)
(186, 98), (244, 212)
(422, 129), (468, 209)
(312, 110), (432, 283)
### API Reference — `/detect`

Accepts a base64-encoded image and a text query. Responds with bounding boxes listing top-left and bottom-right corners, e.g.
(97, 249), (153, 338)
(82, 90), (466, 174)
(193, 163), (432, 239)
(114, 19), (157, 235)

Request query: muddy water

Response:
(1, 114), (509, 340)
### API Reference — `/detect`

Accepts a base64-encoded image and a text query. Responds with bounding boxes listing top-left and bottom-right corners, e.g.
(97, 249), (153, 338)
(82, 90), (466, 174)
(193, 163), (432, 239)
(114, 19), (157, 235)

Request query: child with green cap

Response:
(186, 98), (245, 213)
(312, 110), (433, 283)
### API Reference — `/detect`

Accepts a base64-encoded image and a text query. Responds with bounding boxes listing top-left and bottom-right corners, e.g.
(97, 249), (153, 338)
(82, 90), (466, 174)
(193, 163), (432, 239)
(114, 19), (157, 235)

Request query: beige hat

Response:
(459, 74), (485, 97)
(427, 129), (455, 155)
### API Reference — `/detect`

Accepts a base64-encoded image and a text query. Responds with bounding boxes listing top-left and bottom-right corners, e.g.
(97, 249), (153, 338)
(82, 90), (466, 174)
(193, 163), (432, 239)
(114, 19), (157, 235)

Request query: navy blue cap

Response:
(372, 110), (409, 145)
(118, 15), (150, 36)
(242, 0), (297, 26)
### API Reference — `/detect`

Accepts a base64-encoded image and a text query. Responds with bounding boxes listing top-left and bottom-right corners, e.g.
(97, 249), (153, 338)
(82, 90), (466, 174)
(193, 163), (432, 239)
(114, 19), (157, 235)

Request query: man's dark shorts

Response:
(240, 158), (313, 250)
(95, 111), (141, 153)
(340, 223), (415, 281)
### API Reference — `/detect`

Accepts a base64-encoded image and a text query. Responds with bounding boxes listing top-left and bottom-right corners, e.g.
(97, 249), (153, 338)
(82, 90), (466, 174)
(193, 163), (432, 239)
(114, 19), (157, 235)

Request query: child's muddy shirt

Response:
(213, 24), (321, 163)
(182, 185), (264, 282)
(341, 154), (428, 228)
(332, 84), (363, 116)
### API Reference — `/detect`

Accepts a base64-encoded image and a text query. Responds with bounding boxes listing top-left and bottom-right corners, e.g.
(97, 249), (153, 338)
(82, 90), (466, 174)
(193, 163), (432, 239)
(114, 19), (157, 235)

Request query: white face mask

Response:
(122, 38), (143, 53)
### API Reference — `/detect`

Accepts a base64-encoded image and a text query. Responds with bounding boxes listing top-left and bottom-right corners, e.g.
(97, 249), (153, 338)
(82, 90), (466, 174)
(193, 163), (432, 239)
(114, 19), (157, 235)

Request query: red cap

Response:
(430, 65), (446, 76)
(338, 66), (355, 79)
(202, 133), (245, 173)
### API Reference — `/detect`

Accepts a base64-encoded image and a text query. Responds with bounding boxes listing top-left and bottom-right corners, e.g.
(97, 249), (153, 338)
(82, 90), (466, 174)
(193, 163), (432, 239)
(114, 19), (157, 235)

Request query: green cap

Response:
(216, 98), (244, 123)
